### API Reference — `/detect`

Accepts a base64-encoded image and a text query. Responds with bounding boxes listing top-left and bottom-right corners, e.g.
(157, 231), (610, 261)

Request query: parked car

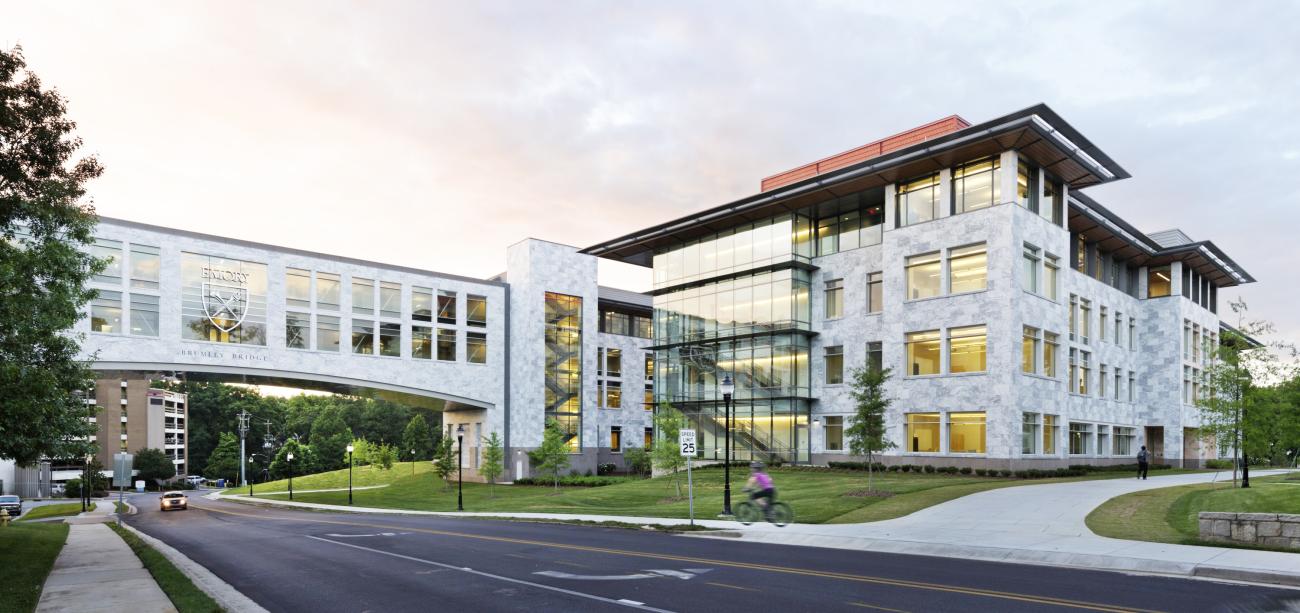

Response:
(159, 491), (188, 512)
(184, 475), (205, 486)
(0, 495), (21, 517)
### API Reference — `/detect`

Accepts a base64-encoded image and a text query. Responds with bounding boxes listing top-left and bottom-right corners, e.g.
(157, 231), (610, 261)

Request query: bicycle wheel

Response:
(735, 501), (760, 525)
(769, 502), (793, 527)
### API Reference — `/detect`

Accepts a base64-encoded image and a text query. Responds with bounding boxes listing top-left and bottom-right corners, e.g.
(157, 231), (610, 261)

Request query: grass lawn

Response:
(18, 503), (93, 522)
(250, 465), (1208, 524)
(0, 522), (69, 613)
(224, 461), (432, 495)
(109, 524), (221, 613)
(1086, 474), (1300, 545)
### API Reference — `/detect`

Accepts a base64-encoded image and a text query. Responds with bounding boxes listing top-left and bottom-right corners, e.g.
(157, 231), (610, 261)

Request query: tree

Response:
(134, 448), (176, 487)
(401, 414), (433, 461)
(0, 46), (103, 465)
(623, 446), (651, 478)
(205, 433), (241, 483)
(310, 407), (352, 472)
(269, 439), (316, 480)
(846, 365), (896, 492)
(374, 442), (396, 470)
(529, 419), (572, 491)
(347, 438), (373, 467)
(432, 436), (456, 490)
(651, 403), (687, 497)
(480, 432), (504, 496)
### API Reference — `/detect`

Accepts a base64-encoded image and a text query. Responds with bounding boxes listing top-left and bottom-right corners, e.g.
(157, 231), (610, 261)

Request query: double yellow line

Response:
(192, 502), (1157, 613)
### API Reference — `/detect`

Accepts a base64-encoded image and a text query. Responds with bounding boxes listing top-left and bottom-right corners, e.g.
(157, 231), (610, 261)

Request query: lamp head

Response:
(456, 424), (465, 435)
(719, 374), (735, 396)
(346, 445), (354, 453)
(287, 452), (294, 461)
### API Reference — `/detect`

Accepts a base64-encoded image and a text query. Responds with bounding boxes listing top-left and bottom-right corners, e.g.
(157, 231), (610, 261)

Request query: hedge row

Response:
(513, 475), (629, 487)
(823, 461), (1174, 479)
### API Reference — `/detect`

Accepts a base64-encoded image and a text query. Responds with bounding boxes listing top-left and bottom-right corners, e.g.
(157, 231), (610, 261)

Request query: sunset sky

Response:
(5, 1), (1297, 339)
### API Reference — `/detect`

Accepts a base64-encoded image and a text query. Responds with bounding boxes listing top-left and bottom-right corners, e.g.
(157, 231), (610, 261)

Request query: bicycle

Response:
(735, 489), (794, 527)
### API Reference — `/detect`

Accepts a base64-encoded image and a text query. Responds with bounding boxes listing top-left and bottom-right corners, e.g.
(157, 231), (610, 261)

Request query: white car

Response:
(184, 475), (205, 486)
(160, 491), (189, 511)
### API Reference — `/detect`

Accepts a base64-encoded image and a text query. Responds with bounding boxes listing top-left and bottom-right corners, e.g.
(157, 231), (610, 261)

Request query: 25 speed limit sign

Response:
(679, 429), (696, 457)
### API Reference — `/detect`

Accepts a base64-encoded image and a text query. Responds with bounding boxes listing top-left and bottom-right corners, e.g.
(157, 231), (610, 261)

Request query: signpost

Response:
(113, 453), (133, 526)
(679, 429), (696, 526)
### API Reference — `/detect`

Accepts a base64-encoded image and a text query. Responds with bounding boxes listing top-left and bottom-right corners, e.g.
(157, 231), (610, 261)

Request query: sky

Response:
(5, 1), (1299, 340)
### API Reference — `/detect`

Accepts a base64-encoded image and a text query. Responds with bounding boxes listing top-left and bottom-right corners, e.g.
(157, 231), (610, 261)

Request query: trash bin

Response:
(217, 479), (225, 488)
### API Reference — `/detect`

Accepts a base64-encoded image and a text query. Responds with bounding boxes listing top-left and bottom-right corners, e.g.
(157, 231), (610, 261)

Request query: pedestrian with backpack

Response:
(1137, 445), (1150, 480)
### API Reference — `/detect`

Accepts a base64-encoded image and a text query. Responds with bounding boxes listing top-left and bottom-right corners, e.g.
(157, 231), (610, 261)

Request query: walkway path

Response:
(36, 505), (173, 612)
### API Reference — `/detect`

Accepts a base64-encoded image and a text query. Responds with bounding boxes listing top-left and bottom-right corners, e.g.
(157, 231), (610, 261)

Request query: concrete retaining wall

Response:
(1199, 512), (1300, 550)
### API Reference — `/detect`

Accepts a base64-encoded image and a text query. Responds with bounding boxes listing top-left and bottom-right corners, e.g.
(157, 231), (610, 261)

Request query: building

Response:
(583, 104), (1253, 469)
(87, 379), (188, 477)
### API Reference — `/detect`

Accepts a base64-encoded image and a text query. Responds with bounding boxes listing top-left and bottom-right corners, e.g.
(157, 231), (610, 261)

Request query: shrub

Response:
(923, 465), (935, 474)
(514, 475), (628, 487)
(1205, 459), (1233, 469)
(974, 468), (986, 476)
(887, 465), (900, 472)
(596, 463), (617, 476)
(959, 467), (973, 475)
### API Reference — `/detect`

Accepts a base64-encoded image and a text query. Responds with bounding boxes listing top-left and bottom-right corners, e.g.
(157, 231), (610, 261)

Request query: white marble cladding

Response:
(80, 219), (508, 438)
(593, 331), (655, 458)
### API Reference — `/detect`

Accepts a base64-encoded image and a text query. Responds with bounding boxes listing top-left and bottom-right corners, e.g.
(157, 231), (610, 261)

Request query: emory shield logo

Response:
(202, 282), (249, 332)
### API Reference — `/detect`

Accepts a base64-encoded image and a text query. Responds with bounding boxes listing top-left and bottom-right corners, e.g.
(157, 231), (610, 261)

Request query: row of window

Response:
(90, 239), (161, 289)
(1069, 294), (1137, 349)
(1065, 348), (1137, 401)
(90, 291), (159, 337)
(1183, 366), (1206, 405)
(604, 425), (655, 452)
(1181, 266), (1218, 313)
(895, 157), (1062, 229)
(904, 243), (987, 300)
(871, 411), (1139, 456)
(600, 310), (652, 339)
(286, 268), (488, 327)
(1183, 320), (1217, 366)
(284, 313), (487, 362)
(1021, 244), (1061, 301)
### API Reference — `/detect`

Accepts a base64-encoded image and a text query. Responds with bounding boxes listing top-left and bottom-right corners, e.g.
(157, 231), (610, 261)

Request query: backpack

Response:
(1137, 449), (1149, 462)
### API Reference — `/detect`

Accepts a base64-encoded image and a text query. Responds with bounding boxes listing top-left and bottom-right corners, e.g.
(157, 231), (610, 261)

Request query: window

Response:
(379, 323), (401, 357)
(1193, 367), (1202, 403)
(1128, 371), (1136, 402)
(867, 341), (882, 374)
(468, 295), (487, 328)
(316, 272), (340, 310)
(1079, 351), (1091, 395)
(948, 412), (986, 453)
(604, 381), (622, 408)
(380, 282), (401, 318)
(606, 348), (622, 377)
(948, 243), (987, 294)
(129, 244), (160, 289)
(438, 291), (457, 324)
(1022, 413), (1040, 454)
(1100, 364), (1108, 397)
(1079, 299), (1091, 344)
(317, 315), (340, 351)
(1193, 325), (1202, 364)
(948, 325), (987, 373)
(905, 252), (941, 299)
(644, 385), (653, 409)
(645, 353), (655, 380)
(1099, 306), (1108, 342)
(1097, 425), (1111, 457)
(1148, 265), (1172, 298)
(412, 287), (434, 322)
(866, 272), (883, 314)
(645, 428), (654, 448)
(634, 316), (652, 339)
(1128, 317), (1136, 349)
(1044, 255), (1060, 300)
(824, 279), (843, 319)
(1075, 235), (1087, 273)
(896, 173), (940, 227)
(1069, 349), (1078, 393)
(1043, 332), (1059, 377)
(286, 313), (309, 349)
(905, 413), (941, 452)
(1022, 245), (1041, 293)
(1042, 176), (1062, 225)
(1114, 426), (1135, 456)
(90, 290), (123, 333)
(467, 332), (487, 364)
(1115, 312), (1123, 349)
(1016, 160), (1035, 212)
(1069, 423), (1093, 455)
(610, 426), (622, 452)
(351, 320), (374, 354)
(952, 157), (1000, 213)
(824, 416), (844, 451)
(545, 292), (583, 452)
(1043, 414), (1059, 454)
(412, 326), (432, 359)
(437, 328), (456, 361)
(287, 268), (311, 308)
(91, 239), (122, 284)
(1022, 326), (1040, 374)
(825, 345), (844, 384)
(130, 294), (159, 337)
(352, 278), (374, 314)
(1069, 295), (1078, 341)
(906, 330), (940, 376)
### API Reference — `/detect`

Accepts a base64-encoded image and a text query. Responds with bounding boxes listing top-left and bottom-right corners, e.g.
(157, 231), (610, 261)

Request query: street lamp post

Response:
(456, 424), (465, 511)
(248, 456), (255, 496)
(410, 449), (415, 476)
(720, 374), (735, 517)
(287, 452), (294, 501)
(347, 444), (354, 505)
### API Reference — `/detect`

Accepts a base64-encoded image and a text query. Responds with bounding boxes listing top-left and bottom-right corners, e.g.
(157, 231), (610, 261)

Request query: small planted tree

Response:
(401, 414), (433, 461)
(846, 365), (896, 492)
(651, 403), (687, 497)
(623, 446), (651, 478)
(481, 432), (505, 497)
(529, 419), (572, 491)
(134, 448), (176, 488)
(205, 433), (241, 484)
(375, 443), (396, 470)
(432, 436), (456, 490)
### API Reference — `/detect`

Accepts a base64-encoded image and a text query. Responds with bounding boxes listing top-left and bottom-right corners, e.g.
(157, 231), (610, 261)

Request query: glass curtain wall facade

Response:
(544, 292), (583, 451)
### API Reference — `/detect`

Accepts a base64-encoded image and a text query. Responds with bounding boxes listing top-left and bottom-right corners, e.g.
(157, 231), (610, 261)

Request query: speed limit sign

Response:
(679, 429), (696, 457)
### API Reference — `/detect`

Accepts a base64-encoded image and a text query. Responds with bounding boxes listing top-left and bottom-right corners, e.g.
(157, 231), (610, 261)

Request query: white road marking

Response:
(619, 599), (646, 606)
(323, 532), (402, 538)
(306, 536), (675, 612)
(535, 570), (661, 581)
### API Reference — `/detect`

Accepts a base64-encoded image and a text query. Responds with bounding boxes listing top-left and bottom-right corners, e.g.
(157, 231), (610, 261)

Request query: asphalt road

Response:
(123, 492), (1300, 613)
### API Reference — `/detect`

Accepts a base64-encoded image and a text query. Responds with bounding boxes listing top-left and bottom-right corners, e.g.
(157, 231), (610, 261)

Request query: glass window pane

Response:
(91, 239), (122, 284)
(317, 315), (340, 351)
(467, 295), (487, 327)
(948, 325), (987, 373)
(379, 282), (401, 318)
(905, 413), (941, 452)
(906, 330), (940, 376)
(948, 412), (986, 453)
(379, 322), (401, 356)
(867, 272), (883, 314)
(905, 252), (941, 300)
(316, 272), (340, 310)
(825, 345), (843, 384)
(1148, 265), (1172, 298)
(412, 287), (433, 322)
(352, 278), (374, 314)
(351, 319), (374, 354)
(949, 243), (987, 294)
(286, 268), (311, 308)
(129, 244), (160, 289)
(467, 332), (487, 364)
(437, 327), (456, 361)
(412, 326), (432, 359)
(286, 312), (309, 349)
(438, 290), (457, 324)
(129, 293), (159, 337)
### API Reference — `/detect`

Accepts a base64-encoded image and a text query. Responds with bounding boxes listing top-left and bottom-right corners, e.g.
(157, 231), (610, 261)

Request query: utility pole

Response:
(237, 410), (250, 488)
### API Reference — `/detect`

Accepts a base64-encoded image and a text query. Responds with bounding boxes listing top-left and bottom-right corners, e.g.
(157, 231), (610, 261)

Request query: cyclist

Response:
(745, 461), (777, 520)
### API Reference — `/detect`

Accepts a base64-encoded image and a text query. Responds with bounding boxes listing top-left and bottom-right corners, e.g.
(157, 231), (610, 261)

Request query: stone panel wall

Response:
(1199, 512), (1300, 550)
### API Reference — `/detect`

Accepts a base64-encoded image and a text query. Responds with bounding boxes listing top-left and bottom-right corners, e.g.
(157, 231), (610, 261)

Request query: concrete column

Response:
(936, 169), (953, 218)
(1000, 150), (1018, 207)
(884, 183), (897, 229)
(1170, 261), (1183, 297)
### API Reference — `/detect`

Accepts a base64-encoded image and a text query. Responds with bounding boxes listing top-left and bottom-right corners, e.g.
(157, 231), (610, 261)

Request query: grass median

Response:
(0, 522), (69, 613)
(241, 464), (1207, 524)
(108, 523), (221, 613)
(1086, 474), (1300, 545)
(18, 502), (93, 522)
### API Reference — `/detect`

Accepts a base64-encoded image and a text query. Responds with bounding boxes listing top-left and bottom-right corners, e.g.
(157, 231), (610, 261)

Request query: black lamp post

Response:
(347, 444), (355, 505)
(720, 374), (735, 517)
(248, 456), (255, 497)
(456, 424), (465, 511)
(287, 452), (294, 501)
(410, 449), (416, 476)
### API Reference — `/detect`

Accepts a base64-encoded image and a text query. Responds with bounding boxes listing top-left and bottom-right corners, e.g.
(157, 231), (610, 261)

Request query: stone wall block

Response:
(1256, 521), (1282, 538)
(1230, 522), (1256, 542)
(1237, 513), (1279, 522)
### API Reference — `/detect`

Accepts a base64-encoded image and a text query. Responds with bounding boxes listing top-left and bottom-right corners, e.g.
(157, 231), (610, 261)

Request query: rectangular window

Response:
(645, 427), (653, 449)
(604, 381), (622, 408)
(1128, 317), (1136, 349)
(1042, 176), (1062, 225)
(645, 353), (655, 380)
(1114, 426), (1135, 456)
(129, 244), (160, 290)
(948, 412), (986, 453)
(1043, 332), (1059, 378)
(467, 295), (487, 327)
(1022, 413), (1040, 455)
(1016, 160), (1035, 212)
(316, 272), (340, 311)
(1044, 255), (1060, 301)
(1022, 245), (1041, 293)
(825, 345), (844, 384)
(352, 278), (374, 315)
(1069, 423), (1093, 455)
(952, 157), (1000, 214)
(351, 319), (374, 354)
(129, 294), (159, 337)
(1075, 235), (1087, 273)
(867, 341), (882, 374)
(906, 330), (941, 376)
(287, 268), (311, 308)
(1113, 368), (1121, 401)
(1069, 294), (1078, 341)
(91, 290), (123, 333)
(905, 413), (941, 452)
(317, 315), (340, 351)
(824, 279), (843, 319)
(948, 243), (987, 294)
(824, 416), (844, 452)
(1022, 326), (1040, 374)
(1099, 306), (1108, 342)
(1100, 364), (1108, 397)
(1128, 371), (1136, 402)
(610, 426), (622, 452)
(467, 332), (487, 364)
(606, 348), (622, 377)
(1148, 265), (1172, 298)
(644, 385), (653, 409)
(1079, 351), (1091, 395)
(379, 322), (401, 357)
(1097, 425), (1111, 457)
(379, 282), (401, 319)
(437, 328), (456, 361)
(91, 238), (123, 284)
(438, 290), (457, 324)
(286, 312), (309, 349)
(412, 325), (432, 359)
(1068, 348), (1078, 393)
(1115, 313), (1123, 349)
(1079, 299), (1091, 344)
(602, 311), (629, 336)
(412, 287), (434, 322)
(896, 173), (940, 227)
(1193, 325), (1202, 364)
(545, 292), (582, 452)
(1043, 414), (1058, 454)
(905, 252), (941, 300)
(948, 325), (987, 373)
(867, 272), (883, 314)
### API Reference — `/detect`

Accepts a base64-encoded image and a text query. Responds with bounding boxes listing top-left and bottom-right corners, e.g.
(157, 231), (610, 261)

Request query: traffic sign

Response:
(679, 429), (696, 457)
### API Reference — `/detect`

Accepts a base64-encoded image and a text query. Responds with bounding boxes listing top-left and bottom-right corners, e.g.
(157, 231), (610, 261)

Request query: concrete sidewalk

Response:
(218, 469), (1300, 587)
(36, 508), (174, 612)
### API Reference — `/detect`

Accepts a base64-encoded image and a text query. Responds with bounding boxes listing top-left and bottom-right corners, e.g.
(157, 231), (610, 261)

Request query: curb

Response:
(118, 522), (269, 613)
